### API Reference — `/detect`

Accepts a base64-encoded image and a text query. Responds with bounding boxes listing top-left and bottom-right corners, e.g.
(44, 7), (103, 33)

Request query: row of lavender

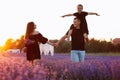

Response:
(0, 53), (120, 80)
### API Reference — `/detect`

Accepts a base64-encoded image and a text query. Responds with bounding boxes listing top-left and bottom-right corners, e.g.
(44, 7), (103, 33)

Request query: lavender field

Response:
(0, 53), (120, 80)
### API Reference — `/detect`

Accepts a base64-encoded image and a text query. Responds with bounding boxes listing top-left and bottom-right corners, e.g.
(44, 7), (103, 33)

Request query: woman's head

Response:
(25, 21), (36, 39)
(27, 22), (36, 30)
(77, 4), (83, 12)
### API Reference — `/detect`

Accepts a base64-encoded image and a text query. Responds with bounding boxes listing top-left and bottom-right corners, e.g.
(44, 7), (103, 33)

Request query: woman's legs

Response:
(33, 59), (40, 65)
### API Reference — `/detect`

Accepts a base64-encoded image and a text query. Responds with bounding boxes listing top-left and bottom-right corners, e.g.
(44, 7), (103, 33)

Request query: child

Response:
(61, 4), (100, 43)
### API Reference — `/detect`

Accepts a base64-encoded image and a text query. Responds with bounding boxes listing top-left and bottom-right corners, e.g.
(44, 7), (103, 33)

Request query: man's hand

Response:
(83, 33), (89, 44)
(84, 37), (89, 44)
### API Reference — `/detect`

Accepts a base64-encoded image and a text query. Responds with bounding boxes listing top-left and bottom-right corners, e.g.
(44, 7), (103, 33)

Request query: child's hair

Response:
(77, 4), (83, 7)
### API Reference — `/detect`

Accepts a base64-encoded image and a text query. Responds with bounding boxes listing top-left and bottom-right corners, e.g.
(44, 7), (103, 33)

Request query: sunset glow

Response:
(0, 0), (120, 46)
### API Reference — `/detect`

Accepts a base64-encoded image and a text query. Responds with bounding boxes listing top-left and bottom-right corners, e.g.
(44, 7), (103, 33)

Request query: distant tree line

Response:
(1, 36), (120, 53)
(52, 39), (120, 53)
(85, 38), (120, 53)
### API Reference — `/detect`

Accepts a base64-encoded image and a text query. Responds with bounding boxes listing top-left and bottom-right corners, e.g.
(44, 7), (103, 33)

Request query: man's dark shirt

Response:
(71, 28), (85, 50)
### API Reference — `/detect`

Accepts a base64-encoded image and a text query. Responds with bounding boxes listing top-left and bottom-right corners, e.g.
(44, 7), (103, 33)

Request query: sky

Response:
(0, 0), (120, 46)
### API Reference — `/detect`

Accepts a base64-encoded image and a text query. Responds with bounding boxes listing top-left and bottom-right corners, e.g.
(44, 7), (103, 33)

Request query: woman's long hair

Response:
(25, 22), (35, 39)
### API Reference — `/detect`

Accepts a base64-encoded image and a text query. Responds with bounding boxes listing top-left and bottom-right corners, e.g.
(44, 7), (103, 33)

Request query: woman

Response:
(24, 21), (53, 64)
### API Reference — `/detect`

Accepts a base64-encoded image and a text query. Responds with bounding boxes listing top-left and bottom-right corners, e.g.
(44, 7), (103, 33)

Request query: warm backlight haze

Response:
(0, 0), (120, 46)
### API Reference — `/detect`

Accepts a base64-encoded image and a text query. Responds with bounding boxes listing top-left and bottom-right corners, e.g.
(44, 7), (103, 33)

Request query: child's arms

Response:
(62, 12), (100, 17)
(88, 12), (100, 16)
(61, 14), (74, 18)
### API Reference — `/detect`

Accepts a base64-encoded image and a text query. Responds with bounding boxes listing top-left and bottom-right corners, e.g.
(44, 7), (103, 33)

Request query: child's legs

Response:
(78, 51), (85, 62)
(71, 50), (79, 62)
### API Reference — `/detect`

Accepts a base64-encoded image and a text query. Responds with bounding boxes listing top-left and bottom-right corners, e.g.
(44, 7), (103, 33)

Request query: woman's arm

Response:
(46, 41), (54, 46)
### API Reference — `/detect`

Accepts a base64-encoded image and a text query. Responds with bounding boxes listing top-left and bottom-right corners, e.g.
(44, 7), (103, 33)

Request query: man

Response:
(55, 17), (87, 62)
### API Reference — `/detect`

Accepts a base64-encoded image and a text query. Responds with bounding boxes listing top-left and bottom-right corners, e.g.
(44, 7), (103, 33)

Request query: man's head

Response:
(73, 17), (81, 28)
(77, 4), (83, 12)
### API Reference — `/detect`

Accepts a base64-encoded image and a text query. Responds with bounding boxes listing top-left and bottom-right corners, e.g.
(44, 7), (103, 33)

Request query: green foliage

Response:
(86, 39), (110, 53)
(54, 40), (71, 53)
(2, 36), (120, 54)
(86, 38), (120, 53)
(54, 38), (120, 53)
